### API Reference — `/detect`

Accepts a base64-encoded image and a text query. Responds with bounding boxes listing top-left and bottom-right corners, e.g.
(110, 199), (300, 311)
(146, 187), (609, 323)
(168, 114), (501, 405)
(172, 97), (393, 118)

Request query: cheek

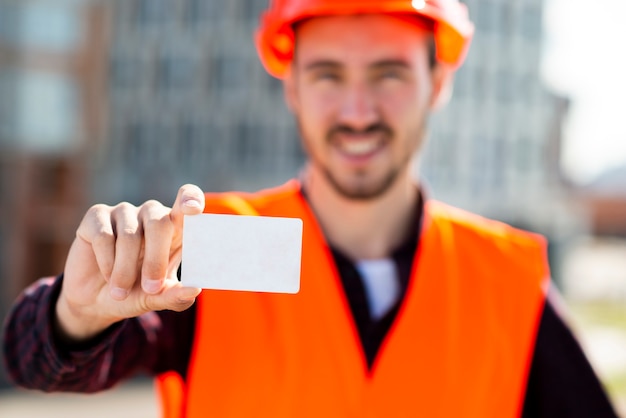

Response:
(298, 87), (340, 127)
(377, 88), (424, 127)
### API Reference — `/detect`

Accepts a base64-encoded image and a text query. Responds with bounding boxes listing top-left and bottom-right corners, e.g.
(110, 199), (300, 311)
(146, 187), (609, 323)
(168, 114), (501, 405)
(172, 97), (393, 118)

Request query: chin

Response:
(331, 177), (397, 201)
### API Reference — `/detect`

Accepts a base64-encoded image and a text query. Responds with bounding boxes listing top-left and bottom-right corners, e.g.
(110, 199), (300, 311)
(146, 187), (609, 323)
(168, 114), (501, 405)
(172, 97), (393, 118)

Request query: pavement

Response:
(0, 380), (157, 418)
(573, 319), (626, 416)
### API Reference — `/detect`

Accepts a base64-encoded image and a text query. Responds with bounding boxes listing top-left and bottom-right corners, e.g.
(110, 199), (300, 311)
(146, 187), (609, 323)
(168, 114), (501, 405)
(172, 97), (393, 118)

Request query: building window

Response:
(210, 54), (251, 107)
(0, 3), (19, 45)
(13, 71), (79, 154)
(454, 67), (469, 98)
(476, 1), (496, 33)
(515, 137), (532, 172)
(234, 123), (267, 172)
(123, 120), (166, 167)
(238, 0), (269, 22)
(157, 53), (196, 92)
(15, 3), (81, 52)
(136, 0), (169, 27)
(123, 122), (144, 166)
(185, 0), (222, 25)
(521, 6), (542, 40)
(110, 54), (140, 90)
(496, 2), (514, 37)
(212, 55), (247, 90)
(496, 71), (513, 103)
(176, 120), (222, 168)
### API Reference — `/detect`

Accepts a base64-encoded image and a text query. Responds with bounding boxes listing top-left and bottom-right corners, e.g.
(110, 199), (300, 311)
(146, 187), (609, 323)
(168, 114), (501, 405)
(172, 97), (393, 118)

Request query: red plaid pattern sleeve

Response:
(2, 275), (194, 393)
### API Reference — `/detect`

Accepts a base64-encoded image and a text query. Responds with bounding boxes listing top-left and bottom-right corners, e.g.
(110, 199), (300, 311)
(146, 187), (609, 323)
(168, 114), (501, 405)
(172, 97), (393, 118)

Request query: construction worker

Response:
(2, 0), (619, 417)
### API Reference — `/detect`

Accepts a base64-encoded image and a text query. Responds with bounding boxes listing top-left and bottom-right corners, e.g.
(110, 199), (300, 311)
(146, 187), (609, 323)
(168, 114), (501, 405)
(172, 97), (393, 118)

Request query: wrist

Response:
(54, 294), (118, 344)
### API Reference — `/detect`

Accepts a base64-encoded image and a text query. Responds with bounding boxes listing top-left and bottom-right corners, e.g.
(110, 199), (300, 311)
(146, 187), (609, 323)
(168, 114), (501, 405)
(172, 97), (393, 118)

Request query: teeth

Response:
(339, 139), (379, 156)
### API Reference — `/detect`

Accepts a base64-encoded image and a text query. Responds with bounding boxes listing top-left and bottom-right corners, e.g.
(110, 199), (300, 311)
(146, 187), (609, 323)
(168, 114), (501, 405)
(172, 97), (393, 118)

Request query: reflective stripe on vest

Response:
(157, 179), (548, 418)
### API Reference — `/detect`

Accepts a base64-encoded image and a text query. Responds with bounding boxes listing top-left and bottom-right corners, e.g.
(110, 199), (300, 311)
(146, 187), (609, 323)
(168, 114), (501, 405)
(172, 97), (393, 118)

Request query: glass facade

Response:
(0, 2), (83, 153)
(1, 2), (81, 52)
(14, 70), (79, 153)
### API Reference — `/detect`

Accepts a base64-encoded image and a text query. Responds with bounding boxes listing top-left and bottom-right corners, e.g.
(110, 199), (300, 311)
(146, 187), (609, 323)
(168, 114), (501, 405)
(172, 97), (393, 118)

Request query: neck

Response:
(303, 164), (419, 261)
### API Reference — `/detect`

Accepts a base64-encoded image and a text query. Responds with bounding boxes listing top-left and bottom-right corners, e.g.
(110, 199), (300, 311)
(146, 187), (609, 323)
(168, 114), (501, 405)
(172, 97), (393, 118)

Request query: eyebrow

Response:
(370, 59), (412, 70)
(302, 58), (413, 72)
(303, 60), (341, 72)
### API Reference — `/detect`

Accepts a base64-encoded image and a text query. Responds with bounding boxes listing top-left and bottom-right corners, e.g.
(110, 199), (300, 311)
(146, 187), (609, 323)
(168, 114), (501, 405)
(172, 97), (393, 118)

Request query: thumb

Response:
(170, 184), (205, 229)
(145, 281), (202, 313)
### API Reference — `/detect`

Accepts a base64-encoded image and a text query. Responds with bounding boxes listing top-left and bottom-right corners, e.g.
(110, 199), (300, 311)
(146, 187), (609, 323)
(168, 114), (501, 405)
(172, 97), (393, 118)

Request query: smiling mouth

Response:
(338, 137), (381, 157)
(329, 124), (391, 159)
(331, 130), (390, 159)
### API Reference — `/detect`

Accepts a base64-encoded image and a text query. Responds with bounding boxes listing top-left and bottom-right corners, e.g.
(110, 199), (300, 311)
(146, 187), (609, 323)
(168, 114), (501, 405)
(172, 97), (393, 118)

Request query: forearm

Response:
(2, 276), (160, 393)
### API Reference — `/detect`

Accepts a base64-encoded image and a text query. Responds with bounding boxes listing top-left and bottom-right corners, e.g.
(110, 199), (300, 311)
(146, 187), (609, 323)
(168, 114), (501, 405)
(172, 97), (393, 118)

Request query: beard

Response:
(298, 120), (425, 201)
(324, 166), (404, 200)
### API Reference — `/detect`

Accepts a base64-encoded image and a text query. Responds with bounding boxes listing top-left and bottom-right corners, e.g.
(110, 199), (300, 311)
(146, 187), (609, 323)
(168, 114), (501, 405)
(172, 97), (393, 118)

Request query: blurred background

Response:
(0, 0), (625, 416)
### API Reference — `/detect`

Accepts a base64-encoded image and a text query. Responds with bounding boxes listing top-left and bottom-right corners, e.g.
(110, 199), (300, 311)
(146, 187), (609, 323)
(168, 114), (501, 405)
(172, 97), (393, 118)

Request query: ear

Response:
(429, 64), (455, 111)
(282, 67), (299, 113)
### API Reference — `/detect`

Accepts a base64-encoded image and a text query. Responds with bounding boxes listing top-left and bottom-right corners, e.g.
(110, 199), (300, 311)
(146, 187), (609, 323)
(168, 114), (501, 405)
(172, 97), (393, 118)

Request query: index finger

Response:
(169, 184), (205, 229)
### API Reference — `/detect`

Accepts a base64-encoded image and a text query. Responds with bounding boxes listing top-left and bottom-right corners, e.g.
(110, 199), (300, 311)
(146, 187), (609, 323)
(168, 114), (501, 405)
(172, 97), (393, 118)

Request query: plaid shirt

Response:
(2, 276), (195, 392)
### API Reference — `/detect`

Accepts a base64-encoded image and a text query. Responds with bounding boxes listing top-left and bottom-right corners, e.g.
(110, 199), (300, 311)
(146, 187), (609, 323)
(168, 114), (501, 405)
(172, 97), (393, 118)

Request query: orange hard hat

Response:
(255, 0), (475, 79)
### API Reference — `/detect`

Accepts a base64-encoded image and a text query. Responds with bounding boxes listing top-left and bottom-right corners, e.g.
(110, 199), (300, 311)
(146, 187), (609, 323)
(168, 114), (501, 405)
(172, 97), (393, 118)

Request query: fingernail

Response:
(183, 199), (201, 209)
(111, 287), (129, 300)
(143, 279), (163, 294)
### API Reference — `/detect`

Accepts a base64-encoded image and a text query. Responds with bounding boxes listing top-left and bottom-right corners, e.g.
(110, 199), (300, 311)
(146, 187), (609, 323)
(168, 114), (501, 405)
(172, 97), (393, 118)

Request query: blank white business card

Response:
(181, 214), (302, 293)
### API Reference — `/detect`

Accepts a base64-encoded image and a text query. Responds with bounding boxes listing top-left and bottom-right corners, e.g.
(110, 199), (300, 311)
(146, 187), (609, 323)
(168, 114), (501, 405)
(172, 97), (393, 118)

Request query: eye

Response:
(377, 68), (404, 81)
(312, 70), (341, 82)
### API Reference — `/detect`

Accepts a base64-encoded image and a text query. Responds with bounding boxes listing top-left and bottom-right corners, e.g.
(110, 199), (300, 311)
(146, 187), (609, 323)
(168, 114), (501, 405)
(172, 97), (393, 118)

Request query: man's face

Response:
(287, 14), (443, 200)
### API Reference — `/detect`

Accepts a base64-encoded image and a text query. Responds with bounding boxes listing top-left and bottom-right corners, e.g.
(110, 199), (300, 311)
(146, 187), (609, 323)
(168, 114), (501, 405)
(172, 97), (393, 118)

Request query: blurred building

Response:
(94, 0), (582, 284)
(95, 0), (303, 205)
(423, 0), (580, 234)
(0, 0), (109, 387)
(96, 0), (581, 229)
(575, 166), (626, 236)
(421, 0), (584, 280)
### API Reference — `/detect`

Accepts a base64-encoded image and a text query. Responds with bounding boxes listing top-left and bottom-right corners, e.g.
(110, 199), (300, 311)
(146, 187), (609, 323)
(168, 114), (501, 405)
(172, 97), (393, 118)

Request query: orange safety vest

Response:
(157, 179), (548, 418)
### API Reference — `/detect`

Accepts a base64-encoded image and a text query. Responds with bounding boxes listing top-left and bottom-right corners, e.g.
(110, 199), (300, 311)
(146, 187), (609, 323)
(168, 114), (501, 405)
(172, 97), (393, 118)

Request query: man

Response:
(2, 0), (618, 417)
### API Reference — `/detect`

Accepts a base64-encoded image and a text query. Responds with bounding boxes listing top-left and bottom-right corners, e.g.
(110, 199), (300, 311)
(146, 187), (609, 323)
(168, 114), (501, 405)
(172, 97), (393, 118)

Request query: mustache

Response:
(327, 123), (393, 139)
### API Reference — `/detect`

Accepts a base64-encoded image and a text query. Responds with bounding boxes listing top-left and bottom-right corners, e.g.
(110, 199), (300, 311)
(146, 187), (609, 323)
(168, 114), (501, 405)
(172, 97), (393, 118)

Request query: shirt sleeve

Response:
(2, 275), (196, 393)
(522, 299), (619, 417)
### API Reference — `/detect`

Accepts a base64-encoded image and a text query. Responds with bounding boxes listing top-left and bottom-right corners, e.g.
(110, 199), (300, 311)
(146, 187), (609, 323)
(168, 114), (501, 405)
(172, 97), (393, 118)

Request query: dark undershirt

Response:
(329, 205), (419, 370)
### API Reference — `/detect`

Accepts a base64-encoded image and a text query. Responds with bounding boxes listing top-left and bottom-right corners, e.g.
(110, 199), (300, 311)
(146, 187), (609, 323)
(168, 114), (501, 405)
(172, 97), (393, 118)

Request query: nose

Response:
(337, 82), (379, 131)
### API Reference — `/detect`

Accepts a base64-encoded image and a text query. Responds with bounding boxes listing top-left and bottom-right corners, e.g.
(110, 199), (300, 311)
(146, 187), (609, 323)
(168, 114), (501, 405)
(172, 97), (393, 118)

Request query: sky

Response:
(541, 0), (626, 185)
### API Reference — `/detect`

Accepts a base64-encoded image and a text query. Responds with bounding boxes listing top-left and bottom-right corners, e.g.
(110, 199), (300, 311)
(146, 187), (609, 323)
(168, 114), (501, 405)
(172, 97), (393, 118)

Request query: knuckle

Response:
(81, 204), (111, 227)
(117, 227), (142, 242)
(114, 201), (137, 214)
(89, 203), (111, 215)
(142, 199), (164, 210)
(144, 216), (173, 233)
(91, 228), (115, 244)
